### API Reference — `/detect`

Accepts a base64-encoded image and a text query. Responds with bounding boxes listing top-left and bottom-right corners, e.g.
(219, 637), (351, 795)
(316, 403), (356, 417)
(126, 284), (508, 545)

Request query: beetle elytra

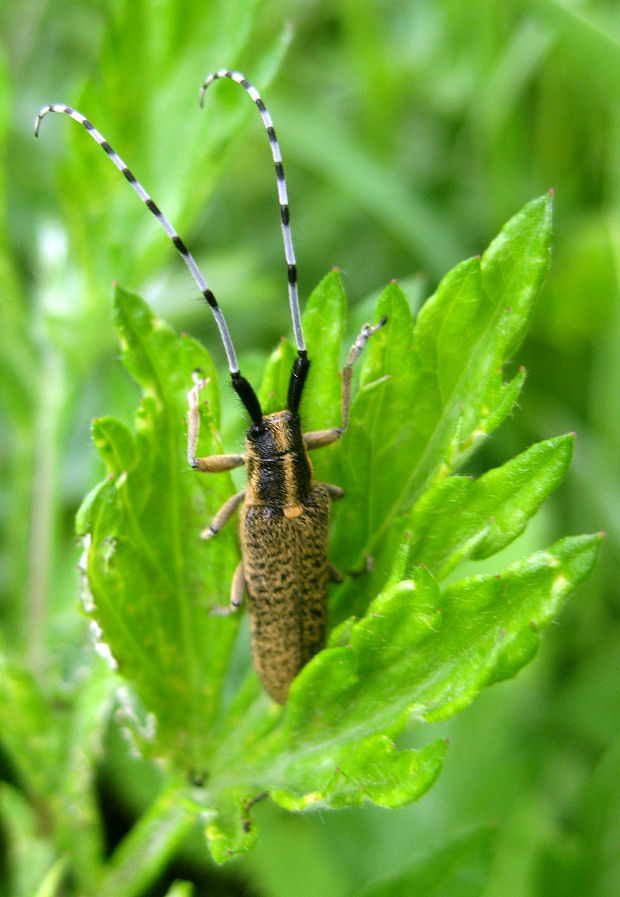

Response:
(35, 69), (386, 703)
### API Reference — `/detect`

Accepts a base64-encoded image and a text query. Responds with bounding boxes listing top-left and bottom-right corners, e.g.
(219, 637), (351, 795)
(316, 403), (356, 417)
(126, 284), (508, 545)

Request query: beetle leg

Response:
(303, 428), (341, 450)
(328, 563), (344, 583)
(340, 317), (387, 430)
(230, 561), (246, 610)
(187, 371), (245, 471)
(211, 561), (246, 615)
(304, 317), (387, 450)
(192, 452), (245, 472)
(200, 490), (246, 540)
(315, 481), (344, 501)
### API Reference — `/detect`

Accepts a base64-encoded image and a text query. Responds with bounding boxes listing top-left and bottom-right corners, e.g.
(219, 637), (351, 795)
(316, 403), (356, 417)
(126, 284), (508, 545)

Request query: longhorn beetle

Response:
(35, 69), (386, 704)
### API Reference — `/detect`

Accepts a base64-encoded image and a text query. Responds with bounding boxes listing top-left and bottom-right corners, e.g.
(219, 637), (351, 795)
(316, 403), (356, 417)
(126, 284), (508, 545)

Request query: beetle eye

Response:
(250, 423), (266, 439)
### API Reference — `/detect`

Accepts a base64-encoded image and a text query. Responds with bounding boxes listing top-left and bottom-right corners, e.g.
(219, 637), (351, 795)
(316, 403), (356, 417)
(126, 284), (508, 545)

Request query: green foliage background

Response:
(0, 1), (618, 895)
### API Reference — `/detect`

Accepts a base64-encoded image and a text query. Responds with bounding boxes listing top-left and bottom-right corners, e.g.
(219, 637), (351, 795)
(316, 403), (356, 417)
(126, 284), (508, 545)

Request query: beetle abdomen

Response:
(240, 483), (331, 703)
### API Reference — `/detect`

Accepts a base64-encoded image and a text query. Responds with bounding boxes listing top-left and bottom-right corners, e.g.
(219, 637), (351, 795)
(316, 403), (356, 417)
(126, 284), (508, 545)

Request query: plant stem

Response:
(97, 783), (197, 897)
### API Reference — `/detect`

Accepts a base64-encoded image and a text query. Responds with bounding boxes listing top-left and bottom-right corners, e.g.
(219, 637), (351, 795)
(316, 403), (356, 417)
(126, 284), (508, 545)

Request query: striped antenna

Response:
(34, 103), (264, 425)
(200, 70), (306, 357)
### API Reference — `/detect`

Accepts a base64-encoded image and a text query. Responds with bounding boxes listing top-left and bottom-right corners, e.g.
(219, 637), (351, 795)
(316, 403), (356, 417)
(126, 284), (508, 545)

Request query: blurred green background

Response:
(1, 0), (619, 895)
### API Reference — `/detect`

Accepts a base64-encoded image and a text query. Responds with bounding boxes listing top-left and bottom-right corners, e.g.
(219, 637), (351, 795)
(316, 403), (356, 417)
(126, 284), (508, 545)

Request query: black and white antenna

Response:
(200, 69), (305, 358)
(34, 71), (309, 422)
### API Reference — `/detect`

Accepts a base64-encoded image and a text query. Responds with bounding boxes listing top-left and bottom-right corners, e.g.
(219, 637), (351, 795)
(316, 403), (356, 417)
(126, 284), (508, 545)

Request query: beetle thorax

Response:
(244, 410), (313, 518)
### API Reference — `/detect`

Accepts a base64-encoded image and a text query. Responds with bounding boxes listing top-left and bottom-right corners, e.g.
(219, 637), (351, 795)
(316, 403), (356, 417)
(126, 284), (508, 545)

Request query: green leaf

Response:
(0, 654), (61, 796)
(91, 416), (137, 474)
(357, 824), (496, 897)
(330, 194), (554, 620)
(162, 882), (195, 897)
(258, 336), (297, 414)
(32, 858), (69, 897)
(269, 736), (448, 812)
(52, 665), (111, 891)
(0, 653), (111, 891)
(75, 198), (600, 864)
(403, 191), (552, 492)
(77, 284), (240, 771)
(0, 784), (57, 897)
(275, 534), (601, 736)
(201, 785), (260, 864)
(407, 433), (575, 579)
(300, 269), (348, 433)
(196, 534), (598, 860)
(334, 279), (415, 550)
(538, 738), (620, 897)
